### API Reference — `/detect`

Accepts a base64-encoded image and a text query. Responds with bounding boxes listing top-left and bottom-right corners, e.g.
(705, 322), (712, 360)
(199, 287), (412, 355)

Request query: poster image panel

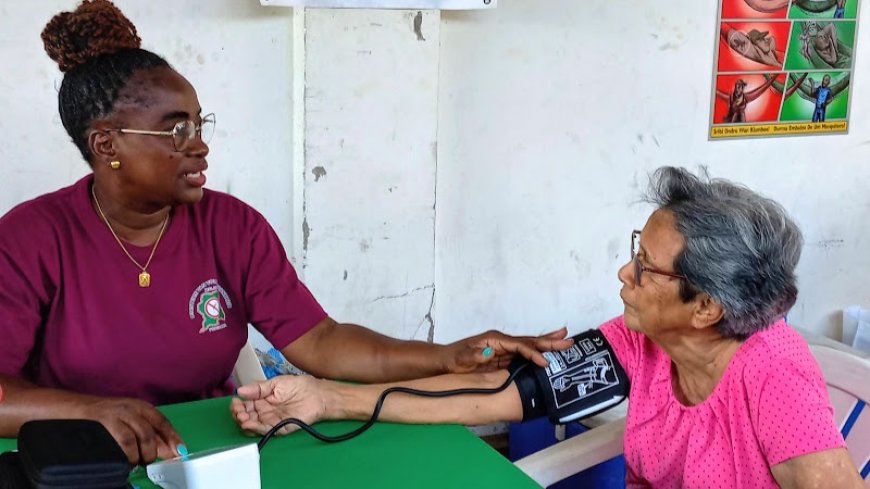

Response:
(789, 0), (857, 19)
(713, 73), (785, 124)
(784, 20), (856, 70)
(780, 71), (850, 121)
(718, 21), (791, 70)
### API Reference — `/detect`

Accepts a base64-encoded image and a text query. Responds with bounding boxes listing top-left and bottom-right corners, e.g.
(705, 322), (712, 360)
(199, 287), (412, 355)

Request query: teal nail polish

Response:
(177, 444), (189, 459)
(482, 346), (493, 357)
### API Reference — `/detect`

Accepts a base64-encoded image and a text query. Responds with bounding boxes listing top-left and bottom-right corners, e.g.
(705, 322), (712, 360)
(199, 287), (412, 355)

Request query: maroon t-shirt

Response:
(0, 175), (326, 405)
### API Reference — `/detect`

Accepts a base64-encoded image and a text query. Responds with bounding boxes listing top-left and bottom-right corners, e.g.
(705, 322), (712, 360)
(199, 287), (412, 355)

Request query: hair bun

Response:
(42, 0), (141, 72)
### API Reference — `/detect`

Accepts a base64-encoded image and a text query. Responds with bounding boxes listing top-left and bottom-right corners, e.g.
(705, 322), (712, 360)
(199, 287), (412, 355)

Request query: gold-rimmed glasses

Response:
(106, 113), (215, 152)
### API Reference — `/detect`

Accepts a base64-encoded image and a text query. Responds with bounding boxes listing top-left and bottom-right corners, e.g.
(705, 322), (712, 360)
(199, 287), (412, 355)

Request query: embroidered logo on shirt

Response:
(197, 291), (225, 332)
(188, 279), (233, 334)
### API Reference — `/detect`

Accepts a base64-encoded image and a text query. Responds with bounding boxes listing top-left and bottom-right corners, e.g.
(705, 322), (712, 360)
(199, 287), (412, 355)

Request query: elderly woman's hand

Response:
(231, 375), (327, 436)
(441, 327), (573, 374)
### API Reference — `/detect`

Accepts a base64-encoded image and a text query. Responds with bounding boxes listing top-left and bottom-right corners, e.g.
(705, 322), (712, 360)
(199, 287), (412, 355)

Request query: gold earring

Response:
(110, 160), (121, 170)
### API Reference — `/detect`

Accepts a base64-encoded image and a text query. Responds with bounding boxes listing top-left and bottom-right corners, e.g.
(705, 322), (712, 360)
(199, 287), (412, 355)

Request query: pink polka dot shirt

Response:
(600, 316), (845, 488)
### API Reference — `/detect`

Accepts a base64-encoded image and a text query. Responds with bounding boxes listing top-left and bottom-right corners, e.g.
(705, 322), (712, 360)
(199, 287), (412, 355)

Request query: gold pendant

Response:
(138, 271), (151, 288)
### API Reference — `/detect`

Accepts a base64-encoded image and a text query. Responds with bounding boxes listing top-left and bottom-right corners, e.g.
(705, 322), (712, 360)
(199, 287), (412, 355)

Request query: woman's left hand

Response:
(441, 327), (573, 374)
(231, 375), (326, 436)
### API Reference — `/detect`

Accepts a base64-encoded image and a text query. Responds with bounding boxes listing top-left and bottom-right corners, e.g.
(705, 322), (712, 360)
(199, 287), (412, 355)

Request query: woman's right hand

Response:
(76, 397), (184, 465)
(0, 375), (184, 465)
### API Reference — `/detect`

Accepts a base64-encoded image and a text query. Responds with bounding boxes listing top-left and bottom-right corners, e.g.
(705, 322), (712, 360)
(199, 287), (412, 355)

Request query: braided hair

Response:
(41, 0), (171, 162)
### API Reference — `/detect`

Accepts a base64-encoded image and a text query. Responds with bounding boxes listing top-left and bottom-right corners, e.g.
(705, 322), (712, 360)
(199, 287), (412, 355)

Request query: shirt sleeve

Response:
(599, 316), (642, 381)
(753, 357), (846, 466)
(240, 208), (328, 350)
(0, 207), (54, 376)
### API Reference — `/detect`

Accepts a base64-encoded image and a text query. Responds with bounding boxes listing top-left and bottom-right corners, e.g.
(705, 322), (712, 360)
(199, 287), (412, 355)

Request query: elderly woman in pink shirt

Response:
(234, 167), (864, 489)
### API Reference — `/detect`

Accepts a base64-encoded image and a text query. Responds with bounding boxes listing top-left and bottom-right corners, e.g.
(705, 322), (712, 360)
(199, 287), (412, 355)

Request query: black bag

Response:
(0, 420), (131, 489)
(0, 452), (30, 489)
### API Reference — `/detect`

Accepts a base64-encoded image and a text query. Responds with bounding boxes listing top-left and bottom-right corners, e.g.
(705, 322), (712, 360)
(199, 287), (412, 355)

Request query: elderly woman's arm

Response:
(231, 370), (525, 435)
(771, 448), (865, 489)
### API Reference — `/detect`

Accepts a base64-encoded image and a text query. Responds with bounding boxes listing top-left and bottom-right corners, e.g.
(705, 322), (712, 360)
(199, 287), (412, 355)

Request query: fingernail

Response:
(177, 444), (189, 459)
(482, 346), (494, 357)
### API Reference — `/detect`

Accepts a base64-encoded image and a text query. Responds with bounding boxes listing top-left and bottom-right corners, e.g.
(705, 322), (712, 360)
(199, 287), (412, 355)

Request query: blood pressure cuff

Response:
(509, 328), (629, 424)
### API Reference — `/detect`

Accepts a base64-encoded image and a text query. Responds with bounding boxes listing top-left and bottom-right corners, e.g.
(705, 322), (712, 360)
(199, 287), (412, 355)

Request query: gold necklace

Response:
(91, 185), (170, 288)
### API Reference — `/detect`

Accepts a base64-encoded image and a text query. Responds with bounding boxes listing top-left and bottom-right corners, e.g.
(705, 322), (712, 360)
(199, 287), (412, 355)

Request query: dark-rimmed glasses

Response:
(631, 230), (687, 286)
(106, 113), (215, 152)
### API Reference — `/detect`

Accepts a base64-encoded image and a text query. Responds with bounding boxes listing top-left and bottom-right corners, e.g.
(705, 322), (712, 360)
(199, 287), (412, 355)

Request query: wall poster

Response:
(710, 0), (861, 139)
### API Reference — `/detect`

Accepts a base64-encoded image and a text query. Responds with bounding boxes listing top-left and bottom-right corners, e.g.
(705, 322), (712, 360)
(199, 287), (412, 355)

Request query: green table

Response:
(0, 396), (541, 488)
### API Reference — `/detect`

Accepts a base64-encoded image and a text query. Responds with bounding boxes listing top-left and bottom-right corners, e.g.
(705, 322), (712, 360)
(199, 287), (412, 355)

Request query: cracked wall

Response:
(301, 9), (440, 341)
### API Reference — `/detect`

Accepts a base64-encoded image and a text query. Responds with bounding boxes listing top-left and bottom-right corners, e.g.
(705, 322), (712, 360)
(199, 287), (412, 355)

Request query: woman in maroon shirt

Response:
(0, 0), (571, 465)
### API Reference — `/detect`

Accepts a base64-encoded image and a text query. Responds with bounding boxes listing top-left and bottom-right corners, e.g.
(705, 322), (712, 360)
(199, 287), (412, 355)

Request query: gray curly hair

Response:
(645, 167), (803, 339)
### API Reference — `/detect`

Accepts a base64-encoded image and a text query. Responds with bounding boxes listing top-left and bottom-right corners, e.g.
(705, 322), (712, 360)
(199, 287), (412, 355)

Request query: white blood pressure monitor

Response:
(146, 444), (260, 489)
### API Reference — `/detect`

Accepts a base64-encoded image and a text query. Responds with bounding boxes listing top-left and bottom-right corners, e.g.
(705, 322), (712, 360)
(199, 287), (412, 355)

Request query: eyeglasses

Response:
(631, 230), (687, 286)
(107, 113), (215, 152)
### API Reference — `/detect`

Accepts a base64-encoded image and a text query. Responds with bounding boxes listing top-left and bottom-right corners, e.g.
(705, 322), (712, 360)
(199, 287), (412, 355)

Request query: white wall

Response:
(0, 0), (297, 253)
(433, 0), (870, 341)
(299, 0), (870, 342)
(2, 0), (868, 344)
(301, 9), (440, 340)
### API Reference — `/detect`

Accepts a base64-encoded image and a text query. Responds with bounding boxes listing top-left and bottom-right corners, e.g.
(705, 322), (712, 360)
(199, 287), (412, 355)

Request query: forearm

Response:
(283, 318), (570, 384)
(0, 374), (100, 437)
(285, 319), (449, 383)
(320, 370), (524, 426)
(771, 448), (865, 489)
(329, 323), (449, 382)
